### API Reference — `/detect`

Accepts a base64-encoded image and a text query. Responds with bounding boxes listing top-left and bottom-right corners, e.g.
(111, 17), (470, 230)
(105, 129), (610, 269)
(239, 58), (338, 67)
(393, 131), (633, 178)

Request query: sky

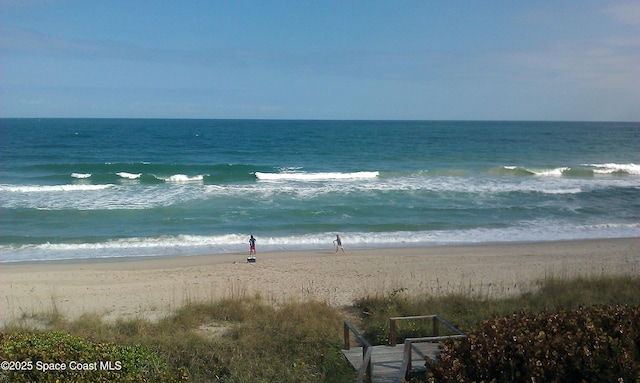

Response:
(1, 1), (639, 121)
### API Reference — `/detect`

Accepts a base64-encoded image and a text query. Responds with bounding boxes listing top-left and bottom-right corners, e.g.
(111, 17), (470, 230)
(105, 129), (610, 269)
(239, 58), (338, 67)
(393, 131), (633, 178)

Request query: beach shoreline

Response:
(1, 237), (638, 327)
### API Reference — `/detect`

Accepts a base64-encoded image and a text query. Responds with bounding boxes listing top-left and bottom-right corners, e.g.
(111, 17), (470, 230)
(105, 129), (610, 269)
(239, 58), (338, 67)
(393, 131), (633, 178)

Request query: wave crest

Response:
(495, 163), (640, 177)
(584, 163), (640, 175)
(255, 171), (379, 181)
(158, 174), (206, 182)
(117, 172), (142, 179)
(71, 173), (92, 179)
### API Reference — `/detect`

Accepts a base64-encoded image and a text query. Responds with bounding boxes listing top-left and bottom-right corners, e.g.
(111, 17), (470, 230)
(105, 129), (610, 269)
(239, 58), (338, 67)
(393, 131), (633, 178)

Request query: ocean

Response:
(1, 119), (638, 263)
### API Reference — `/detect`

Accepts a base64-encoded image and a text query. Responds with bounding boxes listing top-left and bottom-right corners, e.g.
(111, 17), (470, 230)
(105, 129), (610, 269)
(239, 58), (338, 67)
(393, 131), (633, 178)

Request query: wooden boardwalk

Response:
(342, 315), (466, 383)
(341, 343), (440, 383)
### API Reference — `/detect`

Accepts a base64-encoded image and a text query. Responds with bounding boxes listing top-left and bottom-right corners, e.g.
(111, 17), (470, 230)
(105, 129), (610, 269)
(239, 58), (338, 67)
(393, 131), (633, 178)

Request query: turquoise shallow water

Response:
(1, 119), (639, 262)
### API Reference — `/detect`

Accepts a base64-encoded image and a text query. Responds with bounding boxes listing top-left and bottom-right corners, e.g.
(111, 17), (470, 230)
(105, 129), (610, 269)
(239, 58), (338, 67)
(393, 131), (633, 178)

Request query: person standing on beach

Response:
(249, 235), (256, 255)
(334, 234), (345, 253)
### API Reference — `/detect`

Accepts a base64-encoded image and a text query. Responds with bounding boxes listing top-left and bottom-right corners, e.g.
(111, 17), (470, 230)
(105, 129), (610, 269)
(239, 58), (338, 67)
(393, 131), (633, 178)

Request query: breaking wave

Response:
(255, 171), (379, 181)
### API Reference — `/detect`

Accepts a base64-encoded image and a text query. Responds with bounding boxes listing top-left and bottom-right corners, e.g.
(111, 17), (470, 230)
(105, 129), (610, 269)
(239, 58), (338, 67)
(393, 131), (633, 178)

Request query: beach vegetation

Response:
(3, 297), (355, 383)
(354, 274), (640, 345)
(354, 274), (640, 383)
(2, 274), (638, 382)
(419, 305), (640, 383)
(0, 331), (187, 383)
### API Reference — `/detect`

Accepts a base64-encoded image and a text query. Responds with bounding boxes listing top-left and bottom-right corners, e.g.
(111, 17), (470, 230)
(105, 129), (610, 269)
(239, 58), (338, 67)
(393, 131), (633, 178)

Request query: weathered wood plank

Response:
(341, 343), (440, 383)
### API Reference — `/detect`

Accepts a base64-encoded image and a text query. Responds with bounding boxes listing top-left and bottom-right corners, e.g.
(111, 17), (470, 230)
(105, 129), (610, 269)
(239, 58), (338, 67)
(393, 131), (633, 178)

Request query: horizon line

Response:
(2, 117), (638, 124)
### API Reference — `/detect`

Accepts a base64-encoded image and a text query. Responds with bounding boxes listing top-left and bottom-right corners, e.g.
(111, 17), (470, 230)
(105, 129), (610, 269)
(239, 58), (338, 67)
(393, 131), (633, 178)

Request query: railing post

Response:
(433, 316), (440, 337)
(365, 346), (372, 382)
(390, 318), (397, 346)
(400, 340), (413, 379)
(343, 321), (350, 349)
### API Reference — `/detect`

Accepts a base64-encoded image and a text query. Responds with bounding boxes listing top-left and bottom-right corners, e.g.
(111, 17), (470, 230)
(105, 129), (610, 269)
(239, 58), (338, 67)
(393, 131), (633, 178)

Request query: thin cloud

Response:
(2, 25), (446, 82)
(601, 2), (640, 26)
(494, 42), (638, 91)
(2, 25), (142, 60)
(1, 25), (251, 67)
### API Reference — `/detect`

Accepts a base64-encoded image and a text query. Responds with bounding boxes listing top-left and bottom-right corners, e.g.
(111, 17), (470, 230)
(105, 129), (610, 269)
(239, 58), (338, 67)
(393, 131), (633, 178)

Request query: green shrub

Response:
(422, 305), (640, 383)
(0, 332), (188, 383)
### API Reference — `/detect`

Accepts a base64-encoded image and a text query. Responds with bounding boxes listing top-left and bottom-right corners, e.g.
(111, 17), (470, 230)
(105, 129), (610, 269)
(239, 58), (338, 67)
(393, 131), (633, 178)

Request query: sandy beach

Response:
(1, 238), (638, 326)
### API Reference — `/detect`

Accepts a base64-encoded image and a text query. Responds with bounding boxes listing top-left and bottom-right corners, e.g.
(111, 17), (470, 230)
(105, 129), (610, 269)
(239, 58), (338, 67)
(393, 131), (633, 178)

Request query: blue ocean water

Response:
(1, 119), (639, 262)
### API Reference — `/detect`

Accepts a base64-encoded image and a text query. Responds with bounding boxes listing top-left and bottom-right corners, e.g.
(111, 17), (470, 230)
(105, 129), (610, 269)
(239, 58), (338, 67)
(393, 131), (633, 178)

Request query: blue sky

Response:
(1, 1), (639, 120)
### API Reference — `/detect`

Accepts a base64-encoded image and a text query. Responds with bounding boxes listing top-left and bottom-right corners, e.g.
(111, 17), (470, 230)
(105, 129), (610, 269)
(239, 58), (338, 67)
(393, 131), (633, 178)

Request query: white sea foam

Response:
(71, 173), (92, 179)
(0, 183), (186, 210)
(499, 164), (640, 177)
(531, 167), (569, 177)
(277, 166), (304, 172)
(255, 171), (379, 181)
(3, 222), (639, 263)
(584, 163), (640, 175)
(539, 187), (583, 194)
(1, 184), (114, 193)
(2, 167), (634, 212)
(201, 171), (635, 200)
(117, 172), (142, 179)
(158, 174), (206, 182)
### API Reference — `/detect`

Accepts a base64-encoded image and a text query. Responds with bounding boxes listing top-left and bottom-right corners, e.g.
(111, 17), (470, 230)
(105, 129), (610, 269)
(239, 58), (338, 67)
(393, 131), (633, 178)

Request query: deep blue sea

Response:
(1, 119), (639, 262)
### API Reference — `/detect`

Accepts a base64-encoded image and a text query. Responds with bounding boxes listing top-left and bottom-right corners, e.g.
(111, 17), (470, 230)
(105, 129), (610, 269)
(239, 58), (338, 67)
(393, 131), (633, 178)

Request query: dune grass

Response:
(4, 296), (356, 383)
(354, 274), (640, 345)
(2, 274), (639, 382)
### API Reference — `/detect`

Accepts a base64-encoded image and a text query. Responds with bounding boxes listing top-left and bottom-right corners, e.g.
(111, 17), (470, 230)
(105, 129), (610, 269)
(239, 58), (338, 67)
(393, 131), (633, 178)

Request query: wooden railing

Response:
(343, 315), (466, 383)
(390, 315), (467, 379)
(343, 320), (373, 383)
(389, 314), (463, 346)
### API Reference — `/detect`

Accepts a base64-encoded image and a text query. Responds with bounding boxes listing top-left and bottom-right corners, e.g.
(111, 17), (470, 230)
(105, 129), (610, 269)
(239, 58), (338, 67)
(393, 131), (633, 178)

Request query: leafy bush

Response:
(422, 305), (640, 383)
(0, 332), (188, 383)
